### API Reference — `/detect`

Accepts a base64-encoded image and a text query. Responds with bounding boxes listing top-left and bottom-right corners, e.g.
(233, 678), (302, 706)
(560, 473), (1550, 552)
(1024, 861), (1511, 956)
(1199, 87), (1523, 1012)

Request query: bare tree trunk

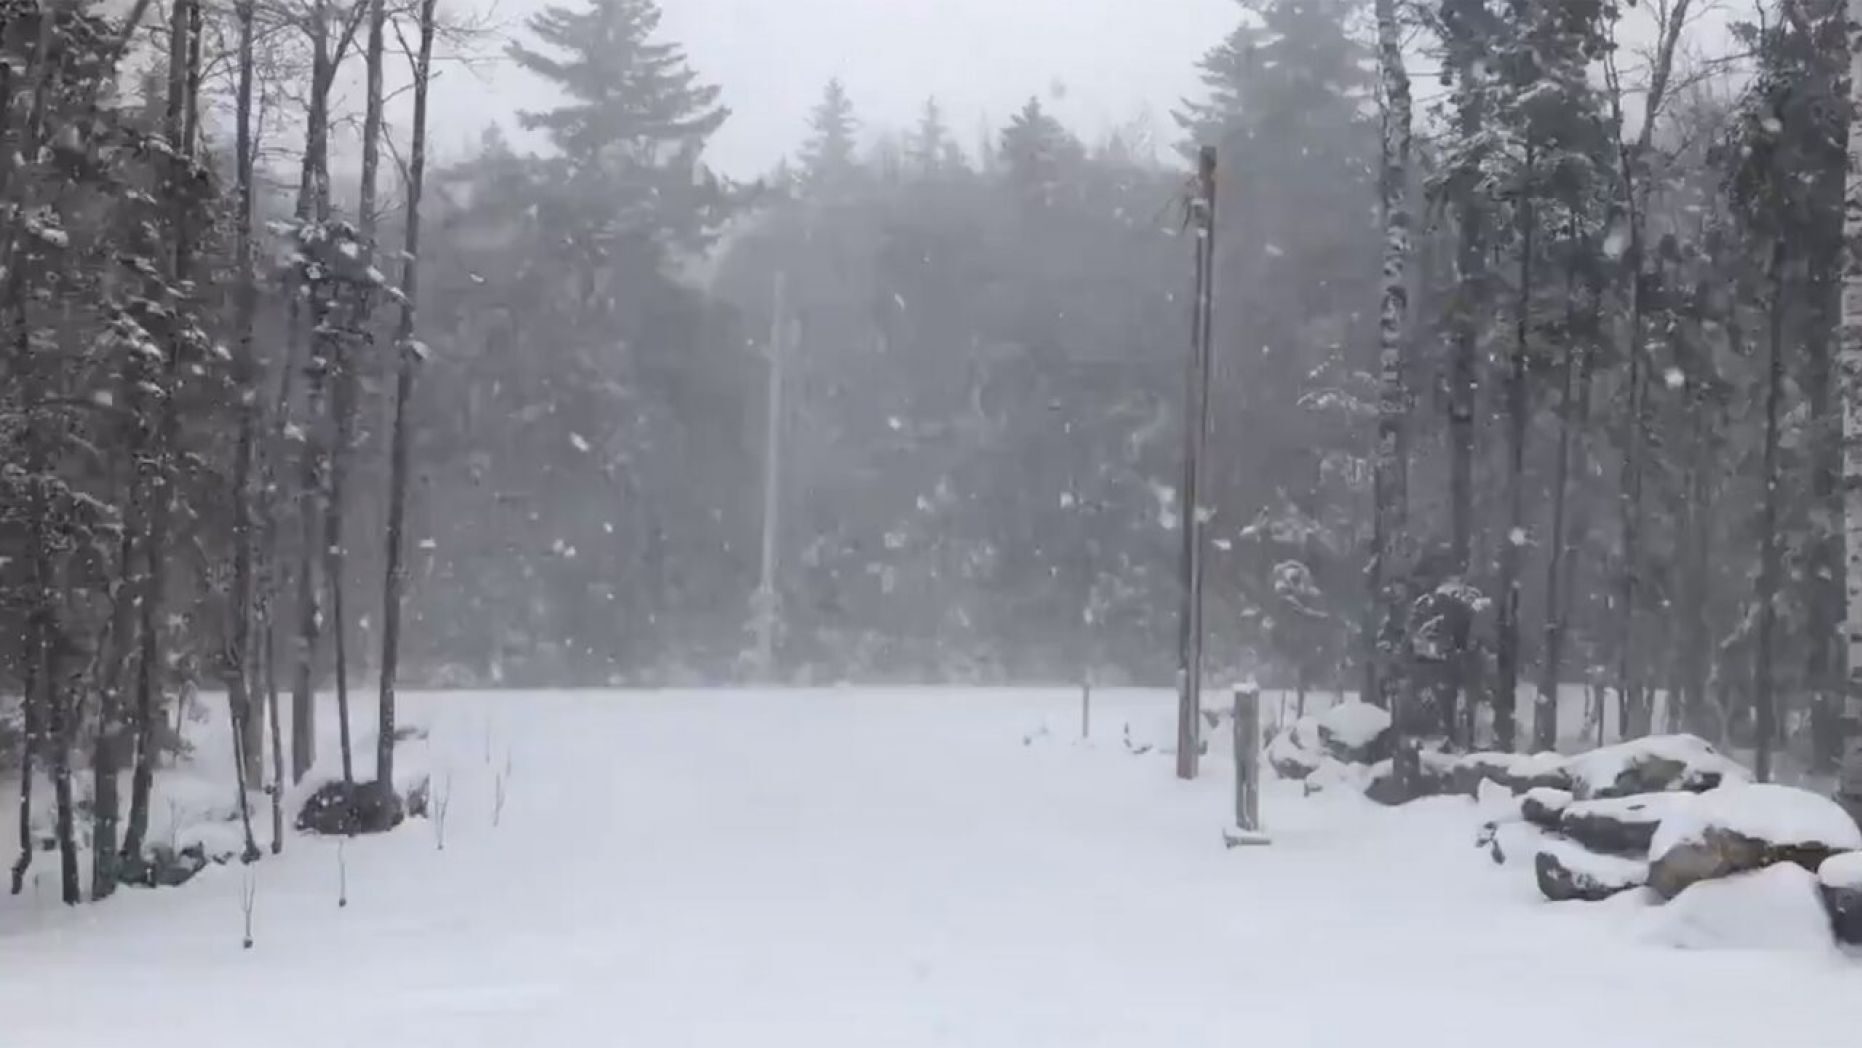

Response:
(124, 0), (200, 862)
(1448, 121), (1482, 747)
(10, 635), (36, 895)
(292, 10), (337, 784)
(1838, 0), (1862, 821)
(1371, 0), (1412, 726)
(378, 0), (438, 789)
(265, 619), (285, 852)
(1537, 261), (1591, 752)
(1607, 0), (1692, 744)
(1495, 142), (1535, 753)
(1756, 240), (1788, 783)
(91, 530), (135, 898)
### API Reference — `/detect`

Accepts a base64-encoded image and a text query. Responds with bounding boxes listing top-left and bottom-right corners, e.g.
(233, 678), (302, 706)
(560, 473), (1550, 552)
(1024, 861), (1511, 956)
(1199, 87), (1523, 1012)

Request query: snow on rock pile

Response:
(1301, 758), (1374, 796)
(1534, 837), (1648, 902)
(1647, 783), (1862, 900)
(1449, 751), (1571, 796)
(1818, 852), (1862, 944)
(1521, 787), (1572, 829)
(1266, 715), (1324, 780)
(1315, 701), (1391, 764)
(1562, 734), (1747, 800)
(1641, 863), (1836, 953)
(1558, 792), (1697, 858)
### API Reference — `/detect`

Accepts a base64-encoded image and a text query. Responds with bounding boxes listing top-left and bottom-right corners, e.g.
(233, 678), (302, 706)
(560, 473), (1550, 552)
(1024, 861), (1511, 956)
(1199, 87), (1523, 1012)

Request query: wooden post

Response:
(1234, 683), (1261, 832)
(1081, 680), (1092, 739)
(1177, 146), (1218, 781)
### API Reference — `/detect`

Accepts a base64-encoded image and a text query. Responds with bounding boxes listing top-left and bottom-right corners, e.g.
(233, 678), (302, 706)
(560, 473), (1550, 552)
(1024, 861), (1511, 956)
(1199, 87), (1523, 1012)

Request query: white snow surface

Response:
(1640, 863), (1837, 954)
(1650, 783), (1862, 860)
(1315, 699), (1389, 750)
(1821, 850), (1862, 890)
(4, 688), (1860, 1047)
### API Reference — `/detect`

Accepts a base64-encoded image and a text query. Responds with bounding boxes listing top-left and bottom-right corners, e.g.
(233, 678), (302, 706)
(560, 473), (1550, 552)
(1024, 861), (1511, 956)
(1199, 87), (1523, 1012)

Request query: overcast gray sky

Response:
(430, 0), (1239, 175)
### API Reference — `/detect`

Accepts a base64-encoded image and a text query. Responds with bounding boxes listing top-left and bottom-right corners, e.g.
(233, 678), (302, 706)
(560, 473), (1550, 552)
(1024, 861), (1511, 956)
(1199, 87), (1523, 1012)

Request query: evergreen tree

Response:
(998, 97), (1081, 208)
(800, 77), (860, 194)
(509, 0), (732, 253)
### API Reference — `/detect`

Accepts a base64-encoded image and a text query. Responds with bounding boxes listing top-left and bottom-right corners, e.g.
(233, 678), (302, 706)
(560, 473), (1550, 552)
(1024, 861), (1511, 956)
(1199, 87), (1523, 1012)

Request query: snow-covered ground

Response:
(2, 687), (1858, 1047)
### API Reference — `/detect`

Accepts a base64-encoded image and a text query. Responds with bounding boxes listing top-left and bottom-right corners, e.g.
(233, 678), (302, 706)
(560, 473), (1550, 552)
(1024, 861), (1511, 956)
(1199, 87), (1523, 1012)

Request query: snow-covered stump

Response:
(1646, 784), (1862, 900)
(1818, 852), (1862, 944)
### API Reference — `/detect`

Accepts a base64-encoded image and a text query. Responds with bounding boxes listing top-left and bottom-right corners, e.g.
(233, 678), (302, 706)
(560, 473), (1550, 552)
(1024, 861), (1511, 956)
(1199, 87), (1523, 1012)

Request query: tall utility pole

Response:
(753, 272), (788, 678)
(1176, 146), (1218, 780)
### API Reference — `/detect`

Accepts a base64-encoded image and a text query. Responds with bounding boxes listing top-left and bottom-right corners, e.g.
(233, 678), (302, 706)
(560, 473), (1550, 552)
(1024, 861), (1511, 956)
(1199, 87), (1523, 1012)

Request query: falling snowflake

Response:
(1663, 367), (1685, 390)
(569, 433), (591, 452)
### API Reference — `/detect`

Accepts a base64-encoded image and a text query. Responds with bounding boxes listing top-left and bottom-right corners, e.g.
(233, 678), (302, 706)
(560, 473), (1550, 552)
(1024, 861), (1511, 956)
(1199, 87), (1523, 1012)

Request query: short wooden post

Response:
(1234, 682), (1261, 833)
(1081, 681), (1092, 739)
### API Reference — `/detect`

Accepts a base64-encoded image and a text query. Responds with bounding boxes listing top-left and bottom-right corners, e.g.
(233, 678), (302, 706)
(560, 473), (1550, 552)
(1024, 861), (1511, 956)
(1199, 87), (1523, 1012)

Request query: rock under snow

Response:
(1562, 734), (1747, 801)
(1315, 701), (1391, 764)
(1558, 792), (1697, 858)
(1302, 757), (1373, 797)
(1647, 783), (1862, 900)
(1450, 751), (1571, 796)
(1521, 787), (1573, 829)
(296, 779), (407, 837)
(1534, 838), (1648, 902)
(1267, 716), (1325, 780)
(1818, 852), (1862, 945)
(1642, 863), (1836, 953)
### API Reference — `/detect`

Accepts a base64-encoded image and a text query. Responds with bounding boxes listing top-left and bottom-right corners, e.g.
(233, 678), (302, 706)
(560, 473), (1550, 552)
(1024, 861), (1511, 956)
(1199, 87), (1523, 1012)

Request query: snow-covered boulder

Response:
(1521, 787), (1572, 830)
(1534, 838), (1647, 902)
(1301, 757), (1373, 797)
(1316, 701), (1391, 764)
(1818, 851), (1862, 945)
(1558, 792), (1697, 858)
(1266, 715), (1324, 780)
(1642, 863), (1836, 953)
(1450, 751), (1570, 796)
(1563, 734), (1747, 801)
(1646, 783), (1862, 900)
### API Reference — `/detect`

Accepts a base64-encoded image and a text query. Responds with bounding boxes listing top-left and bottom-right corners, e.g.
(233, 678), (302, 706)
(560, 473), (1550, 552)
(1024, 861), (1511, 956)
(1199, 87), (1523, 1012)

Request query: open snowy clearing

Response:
(3, 688), (1858, 1047)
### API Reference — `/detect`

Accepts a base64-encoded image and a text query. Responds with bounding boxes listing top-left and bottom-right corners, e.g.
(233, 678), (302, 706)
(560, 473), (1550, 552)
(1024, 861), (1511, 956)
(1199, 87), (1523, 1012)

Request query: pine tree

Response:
(998, 97), (1080, 208)
(800, 77), (859, 193)
(509, 0), (730, 254)
(909, 97), (951, 176)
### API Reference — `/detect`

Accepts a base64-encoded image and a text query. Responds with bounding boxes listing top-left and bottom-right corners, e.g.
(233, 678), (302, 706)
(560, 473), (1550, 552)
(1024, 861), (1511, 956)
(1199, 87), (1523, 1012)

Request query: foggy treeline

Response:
(3, 0), (1862, 905)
